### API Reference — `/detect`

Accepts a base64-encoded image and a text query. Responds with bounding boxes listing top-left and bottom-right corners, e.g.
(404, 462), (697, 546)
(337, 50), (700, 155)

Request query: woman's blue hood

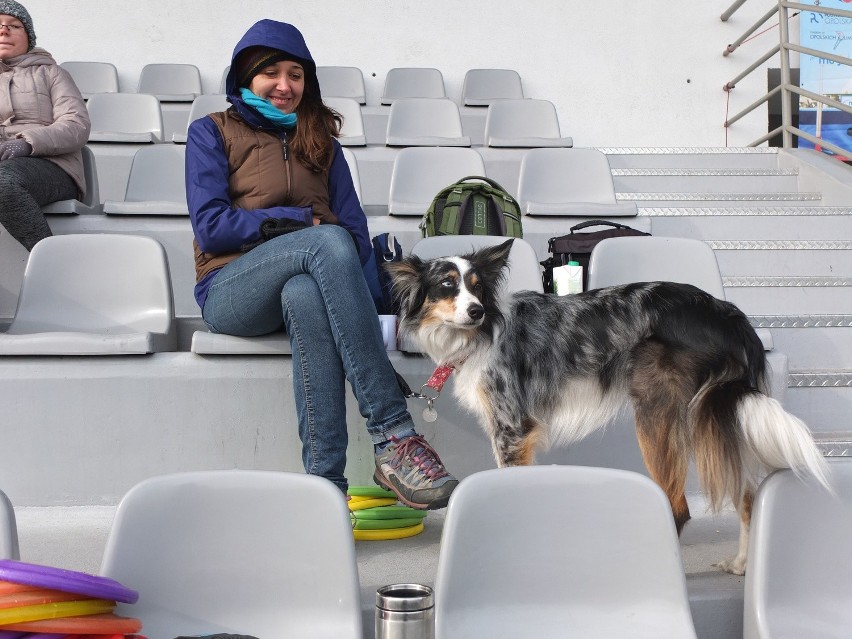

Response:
(225, 19), (318, 99)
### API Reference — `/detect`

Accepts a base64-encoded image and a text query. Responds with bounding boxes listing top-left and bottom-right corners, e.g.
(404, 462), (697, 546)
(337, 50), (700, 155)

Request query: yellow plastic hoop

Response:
(0, 598), (114, 624)
(348, 497), (397, 512)
(353, 522), (424, 541)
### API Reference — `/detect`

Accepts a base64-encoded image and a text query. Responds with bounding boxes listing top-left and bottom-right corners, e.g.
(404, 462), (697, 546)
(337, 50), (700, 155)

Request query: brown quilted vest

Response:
(193, 109), (338, 282)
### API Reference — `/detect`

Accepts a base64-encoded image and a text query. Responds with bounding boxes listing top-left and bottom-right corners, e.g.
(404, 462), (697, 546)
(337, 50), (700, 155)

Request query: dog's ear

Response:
(384, 256), (427, 317)
(467, 239), (514, 285)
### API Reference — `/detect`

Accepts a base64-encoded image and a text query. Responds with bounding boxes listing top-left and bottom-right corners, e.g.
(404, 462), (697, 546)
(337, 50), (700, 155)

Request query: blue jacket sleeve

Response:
(327, 141), (371, 266)
(185, 116), (314, 254)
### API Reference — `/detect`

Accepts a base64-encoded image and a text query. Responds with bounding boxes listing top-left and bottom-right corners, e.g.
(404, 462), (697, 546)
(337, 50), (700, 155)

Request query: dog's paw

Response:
(714, 557), (746, 576)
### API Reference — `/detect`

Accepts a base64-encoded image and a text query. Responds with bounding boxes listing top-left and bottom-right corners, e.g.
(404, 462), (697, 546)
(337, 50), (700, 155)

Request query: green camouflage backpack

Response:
(420, 176), (523, 238)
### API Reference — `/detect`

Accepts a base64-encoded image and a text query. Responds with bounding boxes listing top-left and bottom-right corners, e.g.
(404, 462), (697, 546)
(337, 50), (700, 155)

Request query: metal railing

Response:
(722, 0), (852, 161)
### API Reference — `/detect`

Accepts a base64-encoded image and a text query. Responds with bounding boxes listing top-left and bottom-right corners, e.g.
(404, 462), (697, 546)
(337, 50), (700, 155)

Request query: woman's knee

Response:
(314, 224), (359, 263)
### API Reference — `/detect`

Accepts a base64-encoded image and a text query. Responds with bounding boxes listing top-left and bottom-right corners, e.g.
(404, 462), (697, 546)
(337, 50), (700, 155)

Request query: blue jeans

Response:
(202, 224), (416, 491)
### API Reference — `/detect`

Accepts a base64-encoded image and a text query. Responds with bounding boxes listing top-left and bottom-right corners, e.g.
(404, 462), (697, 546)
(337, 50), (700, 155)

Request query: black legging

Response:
(0, 156), (77, 251)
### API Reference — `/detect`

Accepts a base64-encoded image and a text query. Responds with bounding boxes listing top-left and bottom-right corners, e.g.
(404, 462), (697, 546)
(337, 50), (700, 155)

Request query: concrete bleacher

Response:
(2, 136), (851, 638)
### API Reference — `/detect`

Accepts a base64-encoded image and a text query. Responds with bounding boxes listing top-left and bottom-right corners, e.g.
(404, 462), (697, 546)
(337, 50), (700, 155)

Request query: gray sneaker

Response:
(374, 434), (458, 510)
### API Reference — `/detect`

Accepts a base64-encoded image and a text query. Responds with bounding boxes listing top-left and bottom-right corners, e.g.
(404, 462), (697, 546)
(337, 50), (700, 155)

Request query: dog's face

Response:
(384, 239), (513, 345)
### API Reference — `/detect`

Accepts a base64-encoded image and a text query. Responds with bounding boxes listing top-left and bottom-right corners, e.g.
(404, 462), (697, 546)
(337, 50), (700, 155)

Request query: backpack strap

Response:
(437, 184), (467, 235)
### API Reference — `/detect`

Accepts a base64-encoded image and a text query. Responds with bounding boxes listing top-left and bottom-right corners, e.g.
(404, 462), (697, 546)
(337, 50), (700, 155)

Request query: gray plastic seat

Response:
(587, 235), (784, 397)
(317, 66), (366, 104)
(461, 68), (524, 106)
(483, 98), (573, 148)
(743, 459), (852, 639)
(172, 93), (229, 143)
(388, 147), (485, 216)
(341, 147), (362, 204)
(400, 236), (541, 353)
(0, 488), (19, 560)
(219, 65), (230, 93)
(138, 63), (202, 102)
(59, 61), (119, 99)
(86, 92), (164, 143)
(381, 67), (446, 104)
(41, 146), (102, 214)
(517, 147), (637, 216)
(100, 470), (362, 639)
(324, 96), (367, 146)
(385, 98), (470, 147)
(0, 234), (176, 354)
(103, 145), (188, 215)
(434, 466), (697, 639)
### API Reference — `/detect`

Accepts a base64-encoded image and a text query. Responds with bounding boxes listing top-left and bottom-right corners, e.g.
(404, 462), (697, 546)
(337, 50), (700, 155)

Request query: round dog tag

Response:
(422, 405), (438, 422)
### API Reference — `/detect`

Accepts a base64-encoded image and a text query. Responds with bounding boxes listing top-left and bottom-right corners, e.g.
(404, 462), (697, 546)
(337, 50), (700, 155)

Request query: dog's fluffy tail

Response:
(691, 379), (830, 512)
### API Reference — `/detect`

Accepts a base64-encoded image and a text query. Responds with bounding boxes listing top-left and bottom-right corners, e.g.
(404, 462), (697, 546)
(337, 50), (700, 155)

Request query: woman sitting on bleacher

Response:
(0, 0), (90, 251)
(185, 19), (457, 510)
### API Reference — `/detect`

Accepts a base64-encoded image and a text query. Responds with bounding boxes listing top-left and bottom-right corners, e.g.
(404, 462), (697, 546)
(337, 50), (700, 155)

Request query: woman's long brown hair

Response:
(291, 80), (342, 173)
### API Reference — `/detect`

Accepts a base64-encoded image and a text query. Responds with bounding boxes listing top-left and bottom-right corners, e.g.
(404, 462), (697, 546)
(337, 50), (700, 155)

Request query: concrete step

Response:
(643, 208), (852, 240)
(712, 240), (852, 276)
(611, 168), (799, 193)
(602, 146), (781, 169)
(752, 317), (852, 369)
(724, 277), (852, 315)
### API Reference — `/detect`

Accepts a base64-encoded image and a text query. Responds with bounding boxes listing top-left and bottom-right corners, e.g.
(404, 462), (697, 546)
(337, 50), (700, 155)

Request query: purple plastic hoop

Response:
(0, 560), (138, 604)
(0, 632), (28, 639)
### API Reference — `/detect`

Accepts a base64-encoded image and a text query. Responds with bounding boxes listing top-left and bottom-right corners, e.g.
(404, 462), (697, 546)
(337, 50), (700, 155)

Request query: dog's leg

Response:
(716, 487), (754, 575)
(634, 415), (691, 534)
(491, 416), (543, 467)
(630, 341), (692, 534)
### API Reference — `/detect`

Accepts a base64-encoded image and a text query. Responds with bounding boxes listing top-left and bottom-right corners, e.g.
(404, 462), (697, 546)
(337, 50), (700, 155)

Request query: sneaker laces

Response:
(388, 434), (449, 481)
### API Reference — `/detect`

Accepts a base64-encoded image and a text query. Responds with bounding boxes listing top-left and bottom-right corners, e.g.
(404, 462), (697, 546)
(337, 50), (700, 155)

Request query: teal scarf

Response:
(239, 88), (297, 129)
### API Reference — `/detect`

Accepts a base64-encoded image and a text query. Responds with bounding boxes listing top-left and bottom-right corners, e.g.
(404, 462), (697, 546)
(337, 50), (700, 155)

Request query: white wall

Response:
(24, 0), (780, 148)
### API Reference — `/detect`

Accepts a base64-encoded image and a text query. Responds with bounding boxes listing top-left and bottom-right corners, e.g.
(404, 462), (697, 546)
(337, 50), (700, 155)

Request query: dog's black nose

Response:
(468, 304), (484, 321)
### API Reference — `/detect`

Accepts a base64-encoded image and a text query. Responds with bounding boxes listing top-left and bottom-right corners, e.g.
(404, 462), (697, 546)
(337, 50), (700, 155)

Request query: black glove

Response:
(241, 217), (308, 251)
(0, 139), (32, 161)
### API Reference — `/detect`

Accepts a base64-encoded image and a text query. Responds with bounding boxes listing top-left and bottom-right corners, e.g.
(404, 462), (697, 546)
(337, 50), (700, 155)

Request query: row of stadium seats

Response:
(3, 462), (851, 639)
(61, 62), (527, 107)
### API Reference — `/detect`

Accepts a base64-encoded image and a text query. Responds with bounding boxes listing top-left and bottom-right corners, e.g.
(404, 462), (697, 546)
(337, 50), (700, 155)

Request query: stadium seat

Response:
(434, 466), (697, 639)
(172, 93), (230, 143)
(743, 459), (852, 639)
(138, 63), (203, 102)
(588, 236), (726, 297)
(385, 98), (470, 147)
(587, 235), (786, 399)
(220, 65), (230, 93)
(86, 93), (164, 143)
(0, 234), (176, 355)
(341, 147), (363, 204)
(41, 146), (102, 215)
(317, 66), (366, 104)
(100, 470), (362, 639)
(59, 61), (119, 99)
(324, 96), (367, 146)
(381, 67), (446, 104)
(102, 145), (188, 215)
(461, 68), (524, 106)
(517, 147), (637, 216)
(388, 147), (485, 216)
(0, 488), (19, 560)
(483, 98), (573, 148)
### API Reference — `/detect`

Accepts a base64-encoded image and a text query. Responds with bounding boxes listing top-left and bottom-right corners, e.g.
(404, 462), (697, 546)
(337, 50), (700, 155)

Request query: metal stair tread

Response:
(619, 192), (821, 202)
(612, 167), (798, 177)
(639, 206), (852, 216)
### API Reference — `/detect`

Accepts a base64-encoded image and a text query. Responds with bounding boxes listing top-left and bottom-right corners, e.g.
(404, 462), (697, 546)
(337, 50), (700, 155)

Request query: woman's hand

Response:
(0, 139), (32, 161)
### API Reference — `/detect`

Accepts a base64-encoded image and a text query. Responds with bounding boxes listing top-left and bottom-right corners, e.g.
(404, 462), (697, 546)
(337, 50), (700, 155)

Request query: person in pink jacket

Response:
(0, 0), (90, 250)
